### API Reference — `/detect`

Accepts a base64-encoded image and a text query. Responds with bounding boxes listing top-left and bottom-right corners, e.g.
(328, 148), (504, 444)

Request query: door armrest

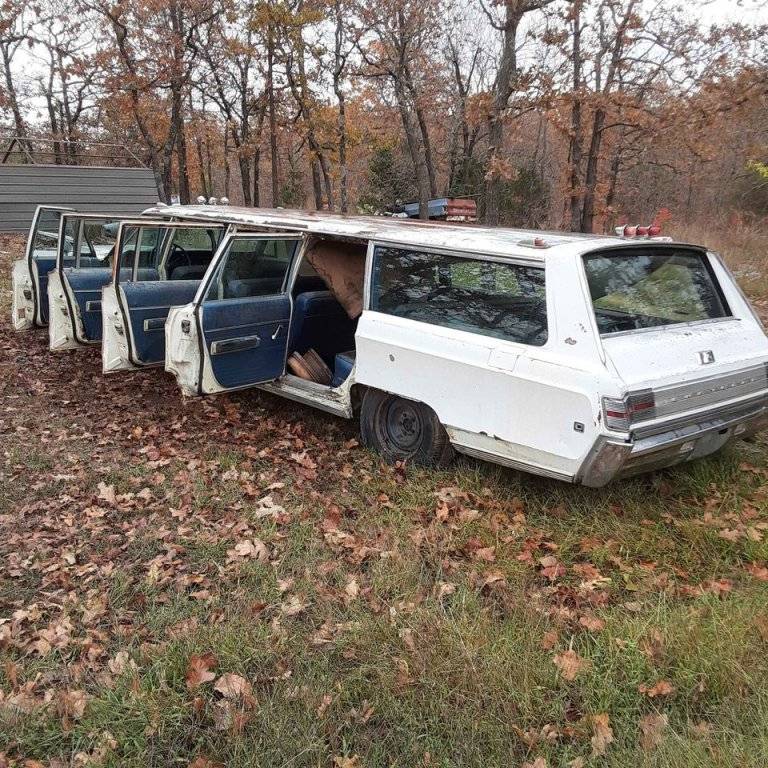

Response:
(210, 335), (261, 355)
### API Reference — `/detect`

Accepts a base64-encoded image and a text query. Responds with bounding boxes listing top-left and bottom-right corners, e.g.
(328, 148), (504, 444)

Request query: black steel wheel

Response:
(360, 389), (454, 468)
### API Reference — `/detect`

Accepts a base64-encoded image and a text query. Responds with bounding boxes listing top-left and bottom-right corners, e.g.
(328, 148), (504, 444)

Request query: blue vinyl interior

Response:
(288, 291), (358, 366)
(332, 350), (356, 387)
(202, 294), (291, 388)
(62, 268), (114, 341)
(33, 257), (57, 324)
(121, 279), (202, 364)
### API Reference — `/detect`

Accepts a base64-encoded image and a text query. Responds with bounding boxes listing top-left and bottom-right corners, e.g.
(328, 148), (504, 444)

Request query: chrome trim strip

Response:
(452, 444), (574, 483)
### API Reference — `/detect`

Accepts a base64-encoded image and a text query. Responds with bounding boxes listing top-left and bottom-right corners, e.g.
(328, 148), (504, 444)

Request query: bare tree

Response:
(480, 0), (556, 226)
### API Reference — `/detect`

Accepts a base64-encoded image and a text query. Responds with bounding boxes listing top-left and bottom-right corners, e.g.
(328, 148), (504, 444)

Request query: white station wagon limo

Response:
(113, 205), (768, 488)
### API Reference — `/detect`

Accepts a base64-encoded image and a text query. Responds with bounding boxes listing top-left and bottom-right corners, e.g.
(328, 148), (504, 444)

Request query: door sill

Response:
(259, 374), (353, 418)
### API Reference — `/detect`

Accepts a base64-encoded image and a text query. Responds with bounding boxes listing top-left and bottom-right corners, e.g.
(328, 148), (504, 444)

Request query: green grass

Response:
(2, 229), (768, 767)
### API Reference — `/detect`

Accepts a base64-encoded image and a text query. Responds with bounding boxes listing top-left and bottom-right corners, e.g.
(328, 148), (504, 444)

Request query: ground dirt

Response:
(2, 231), (768, 768)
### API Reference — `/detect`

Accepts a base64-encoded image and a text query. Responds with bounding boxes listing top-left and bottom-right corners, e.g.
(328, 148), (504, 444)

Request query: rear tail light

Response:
(602, 390), (656, 431)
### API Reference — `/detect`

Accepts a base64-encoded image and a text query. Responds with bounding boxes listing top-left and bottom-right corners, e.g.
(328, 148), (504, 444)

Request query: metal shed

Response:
(0, 164), (160, 232)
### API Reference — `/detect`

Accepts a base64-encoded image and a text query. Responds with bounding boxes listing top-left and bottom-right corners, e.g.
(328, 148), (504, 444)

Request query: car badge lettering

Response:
(699, 350), (715, 365)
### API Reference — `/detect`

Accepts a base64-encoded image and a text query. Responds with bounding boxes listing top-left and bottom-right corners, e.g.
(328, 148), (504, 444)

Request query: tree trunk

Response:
(404, 61), (437, 198)
(580, 107), (606, 233)
(195, 131), (209, 199)
(238, 154), (252, 206)
(484, 12), (520, 226)
(392, 77), (430, 218)
(172, 87), (191, 203)
(311, 159), (323, 209)
(1, 43), (29, 150)
(224, 127), (231, 199)
(604, 143), (623, 232)
(336, 86), (348, 212)
(333, 0), (349, 213)
(267, 26), (279, 206)
(567, 0), (583, 231)
(253, 145), (261, 207)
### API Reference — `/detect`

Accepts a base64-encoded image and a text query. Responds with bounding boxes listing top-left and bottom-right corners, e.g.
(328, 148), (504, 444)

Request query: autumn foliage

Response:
(0, 0), (765, 230)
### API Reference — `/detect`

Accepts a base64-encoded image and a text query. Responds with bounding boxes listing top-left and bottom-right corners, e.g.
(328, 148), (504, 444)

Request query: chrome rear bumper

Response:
(578, 396), (768, 487)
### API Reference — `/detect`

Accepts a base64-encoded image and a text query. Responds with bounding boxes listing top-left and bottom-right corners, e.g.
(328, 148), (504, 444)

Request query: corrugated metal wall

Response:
(0, 165), (160, 232)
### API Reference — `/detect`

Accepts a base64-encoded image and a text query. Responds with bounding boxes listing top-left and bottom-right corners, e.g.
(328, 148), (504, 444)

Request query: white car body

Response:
(146, 205), (768, 486)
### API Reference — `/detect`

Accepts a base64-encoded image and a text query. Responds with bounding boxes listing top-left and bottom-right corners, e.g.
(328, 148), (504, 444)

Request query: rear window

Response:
(582, 248), (730, 335)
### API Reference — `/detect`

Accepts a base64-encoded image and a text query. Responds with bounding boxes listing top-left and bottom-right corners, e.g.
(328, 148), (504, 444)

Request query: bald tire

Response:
(360, 389), (454, 468)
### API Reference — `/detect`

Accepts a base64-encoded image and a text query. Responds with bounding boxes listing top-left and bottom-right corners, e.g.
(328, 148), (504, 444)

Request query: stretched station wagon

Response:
(124, 204), (768, 487)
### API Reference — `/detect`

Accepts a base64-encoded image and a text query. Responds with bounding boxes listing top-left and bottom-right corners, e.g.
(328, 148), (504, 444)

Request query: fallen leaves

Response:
(539, 555), (566, 581)
(56, 689), (89, 730)
(745, 562), (768, 581)
(639, 712), (668, 750)
(212, 673), (257, 733)
(213, 673), (253, 700)
(553, 649), (589, 681)
(186, 653), (218, 691)
(590, 713), (614, 757)
(639, 680), (675, 698)
(227, 537), (269, 563)
(577, 614), (605, 632)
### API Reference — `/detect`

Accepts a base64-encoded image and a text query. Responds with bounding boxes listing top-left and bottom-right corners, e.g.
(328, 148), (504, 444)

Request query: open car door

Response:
(48, 213), (143, 351)
(12, 205), (73, 330)
(102, 220), (227, 372)
(166, 232), (305, 395)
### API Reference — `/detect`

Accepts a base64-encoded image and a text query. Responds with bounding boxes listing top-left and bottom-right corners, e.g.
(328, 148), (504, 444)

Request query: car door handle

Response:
(143, 317), (166, 332)
(210, 334), (261, 355)
(85, 300), (102, 312)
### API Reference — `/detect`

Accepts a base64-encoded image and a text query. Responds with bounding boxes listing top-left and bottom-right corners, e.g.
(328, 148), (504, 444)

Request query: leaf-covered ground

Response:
(1, 232), (768, 768)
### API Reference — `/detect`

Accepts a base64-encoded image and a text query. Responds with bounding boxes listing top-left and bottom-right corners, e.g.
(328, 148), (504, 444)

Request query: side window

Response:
(370, 246), (548, 346)
(76, 221), (121, 268)
(134, 227), (164, 277)
(172, 227), (219, 251)
(206, 237), (299, 301)
(32, 209), (64, 260)
(60, 218), (78, 265)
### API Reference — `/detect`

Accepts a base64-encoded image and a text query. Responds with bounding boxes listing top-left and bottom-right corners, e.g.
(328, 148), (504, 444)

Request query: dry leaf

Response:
(186, 653), (218, 691)
(639, 680), (675, 698)
(333, 757), (361, 768)
(97, 482), (117, 505)
(540, 630), (559, 650)
(578, 615), (606, 632)
(228, 538), (269, 562)
(344, 576), (360, 602)
(214, 673), (253, 700)
(639, 712), (668, 750)
(553, 649), (588, 681)
(590, 713), (614, 756)
(188, 757), (224, 768)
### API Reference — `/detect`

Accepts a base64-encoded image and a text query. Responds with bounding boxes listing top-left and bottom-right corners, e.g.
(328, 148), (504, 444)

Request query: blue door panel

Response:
(63, 268), (114, 341)
(202, 295), (290, 389)
(33, 258), (57, 324)
(122, 280), (201, 364)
